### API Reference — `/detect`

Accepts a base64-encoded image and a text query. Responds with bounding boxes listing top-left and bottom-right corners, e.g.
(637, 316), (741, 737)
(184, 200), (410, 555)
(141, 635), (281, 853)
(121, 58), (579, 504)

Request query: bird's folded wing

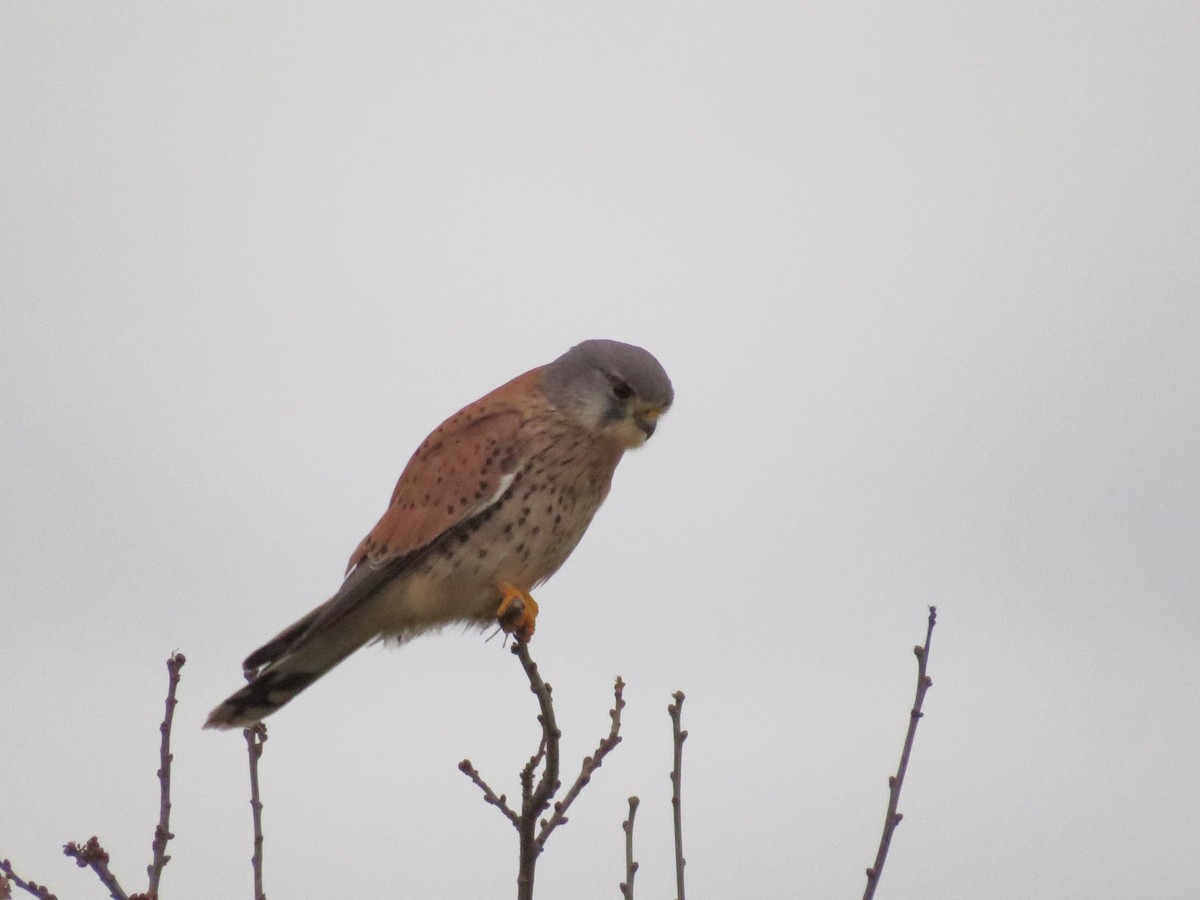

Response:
(243, 395), (535, 671)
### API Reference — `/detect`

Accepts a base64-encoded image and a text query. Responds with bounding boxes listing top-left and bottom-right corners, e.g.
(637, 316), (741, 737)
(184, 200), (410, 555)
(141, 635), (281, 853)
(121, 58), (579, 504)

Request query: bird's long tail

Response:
(204, 601), (377, 730)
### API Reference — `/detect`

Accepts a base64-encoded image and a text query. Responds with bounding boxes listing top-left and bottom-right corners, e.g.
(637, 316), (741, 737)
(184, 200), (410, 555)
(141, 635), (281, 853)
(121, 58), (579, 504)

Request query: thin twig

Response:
(244, 722), (268, 900)
(618, 797), (639, 900)
(458, 759), (520, 828)
(520, 733), (548, 808)
(863, 605), (937, 900)
(668, 691), (687, 900)
(0, 860), (58, 900)
(536, 676), (625, 848)
(146, 653), (185, 897)
(513, 640), (560, 900)
(63, 838), (129, 900)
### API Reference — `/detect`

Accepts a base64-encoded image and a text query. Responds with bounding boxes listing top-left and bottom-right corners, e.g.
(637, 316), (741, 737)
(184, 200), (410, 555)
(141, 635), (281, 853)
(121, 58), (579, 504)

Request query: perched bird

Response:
(205, 339), (673, 729)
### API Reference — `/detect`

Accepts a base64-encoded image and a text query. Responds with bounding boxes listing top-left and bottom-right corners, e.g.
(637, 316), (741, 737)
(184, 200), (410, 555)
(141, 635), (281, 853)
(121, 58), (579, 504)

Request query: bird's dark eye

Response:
(610, 379), (634, 400)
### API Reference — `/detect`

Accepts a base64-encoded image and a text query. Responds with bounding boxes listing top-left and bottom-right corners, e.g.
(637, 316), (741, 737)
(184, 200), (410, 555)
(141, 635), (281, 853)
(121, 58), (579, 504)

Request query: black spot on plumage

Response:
(440, 524), (470, 547)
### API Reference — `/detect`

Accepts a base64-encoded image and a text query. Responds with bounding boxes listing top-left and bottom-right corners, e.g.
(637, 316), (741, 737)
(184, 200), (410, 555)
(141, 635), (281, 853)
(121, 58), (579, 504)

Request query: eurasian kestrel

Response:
(206, 339), (673, 728)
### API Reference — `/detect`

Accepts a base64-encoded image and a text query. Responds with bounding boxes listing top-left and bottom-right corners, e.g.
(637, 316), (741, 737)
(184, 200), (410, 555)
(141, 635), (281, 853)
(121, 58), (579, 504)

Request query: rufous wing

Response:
(345, 369), (542, 572)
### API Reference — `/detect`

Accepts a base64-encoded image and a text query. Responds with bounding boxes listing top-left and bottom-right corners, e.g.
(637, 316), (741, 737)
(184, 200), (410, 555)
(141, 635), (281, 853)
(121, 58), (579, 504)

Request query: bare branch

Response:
(459, 759), (520, 828)
(146, 652), (185, 897)
(243, 722), (268, 900)
(63, 837), (128, 900)
(536, 676), (625, 848)
(618, 796), (639, 900)
(513, 640), (560, 900)
(0, 860), (58, 900)
(461, 641), (633, 900)
(863, 605), (938, 900)
(668, 691), (687, 900)
(8, 654), (189, 900)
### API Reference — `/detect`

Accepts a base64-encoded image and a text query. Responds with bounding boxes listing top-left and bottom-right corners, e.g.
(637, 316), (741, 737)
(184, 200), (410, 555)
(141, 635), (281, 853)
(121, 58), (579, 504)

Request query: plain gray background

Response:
(3, 3), (1198, 898)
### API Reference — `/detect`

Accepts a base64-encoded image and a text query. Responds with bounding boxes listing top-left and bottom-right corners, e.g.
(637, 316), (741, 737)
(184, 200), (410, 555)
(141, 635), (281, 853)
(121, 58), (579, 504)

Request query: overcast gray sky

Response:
(3, 3), (1199, 898)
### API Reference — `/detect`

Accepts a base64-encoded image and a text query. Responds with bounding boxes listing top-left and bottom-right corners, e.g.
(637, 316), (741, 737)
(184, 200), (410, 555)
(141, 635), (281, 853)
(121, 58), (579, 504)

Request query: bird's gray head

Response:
(541, 339), (674, 448)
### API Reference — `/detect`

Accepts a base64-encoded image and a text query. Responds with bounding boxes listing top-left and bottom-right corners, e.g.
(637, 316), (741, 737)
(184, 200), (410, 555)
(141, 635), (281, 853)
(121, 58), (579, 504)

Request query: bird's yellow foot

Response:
(497, 582), (539, 643)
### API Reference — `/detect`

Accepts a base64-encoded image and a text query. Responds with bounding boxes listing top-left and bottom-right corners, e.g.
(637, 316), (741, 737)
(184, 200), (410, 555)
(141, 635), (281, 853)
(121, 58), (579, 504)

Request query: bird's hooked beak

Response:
(634, 405), (666, 440)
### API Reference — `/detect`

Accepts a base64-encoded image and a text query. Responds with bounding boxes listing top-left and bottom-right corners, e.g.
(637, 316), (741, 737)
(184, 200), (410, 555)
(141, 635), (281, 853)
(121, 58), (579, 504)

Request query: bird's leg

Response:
(496, 581), (539, 643)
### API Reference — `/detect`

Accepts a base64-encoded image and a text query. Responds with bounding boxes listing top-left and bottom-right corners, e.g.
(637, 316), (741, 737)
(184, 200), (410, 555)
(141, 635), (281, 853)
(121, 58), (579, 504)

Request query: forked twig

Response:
(618, 796), (639, 899)
(4, 653), (189, 900)
(862, 605), (937, 900)
(667, 692), (687, 900)
(460, 640), (626, 900)
(57, 653), (190, 900)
